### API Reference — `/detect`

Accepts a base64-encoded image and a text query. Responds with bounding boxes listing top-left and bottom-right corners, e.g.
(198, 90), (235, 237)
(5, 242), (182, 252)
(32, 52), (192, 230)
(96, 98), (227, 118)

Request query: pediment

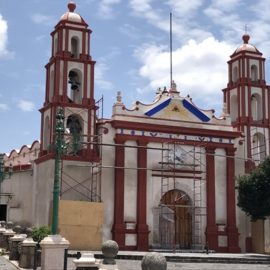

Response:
(144, 98), (210, 122)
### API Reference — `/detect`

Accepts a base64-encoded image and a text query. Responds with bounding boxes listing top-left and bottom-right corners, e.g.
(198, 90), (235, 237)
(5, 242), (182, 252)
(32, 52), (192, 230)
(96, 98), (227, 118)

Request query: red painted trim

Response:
(262, 87), (266, 123)
(152, 174), (202, 179)
(12, 164), (32, 172)
(226, 148), (241, 252)
(114, 134), (235, 149)
(247, 58), (250, 82)
(87, 109), (92, 152)
(136, 139), (149, 251)
(40, 112), (44, 152)
(153, 168), (203, 174)
(45, 66), (49, 103)
(241, 58), (245, 79)
(111, 120), (241, 139)
(82, 31), (86, 55)
(90, 62), (95, 99)
(259, 59), (262, 81)
(248, 85), (251, 122)
(63, 60), (68, 98)
(51, 33), (54, 57)
(228, 63), (232, 85)
(59, 28), (63, 53)
(65, 28), (69, 52)
(83, 63), (87, 99)
(241, 85), (245, 117)
(51, 107), (55, 146)
(87, 32), (90, 55)
(112, 138), (126, 249)
(205, 146), (218, 251)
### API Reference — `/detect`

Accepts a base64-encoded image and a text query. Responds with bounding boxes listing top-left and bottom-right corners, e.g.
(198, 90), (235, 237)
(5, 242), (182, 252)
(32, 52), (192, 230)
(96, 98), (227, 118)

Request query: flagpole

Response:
(170, 12), (173, 89)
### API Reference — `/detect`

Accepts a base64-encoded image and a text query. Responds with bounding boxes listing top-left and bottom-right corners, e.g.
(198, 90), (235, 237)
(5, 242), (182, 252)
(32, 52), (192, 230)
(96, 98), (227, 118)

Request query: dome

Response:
(234, 34), (260, 54)
(60, 2), (84, 23)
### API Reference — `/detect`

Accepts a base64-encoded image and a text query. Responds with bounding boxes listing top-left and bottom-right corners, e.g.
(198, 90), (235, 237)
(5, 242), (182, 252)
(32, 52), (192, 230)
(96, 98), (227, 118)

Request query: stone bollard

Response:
(99, 240), (119, 270)
(73, 252), (99, 270)
(9, 225), (26, 261)
(40, 234), (70, 270)
(141, 252), (167, 270)
(0, 220), (6, 248)
(19, 228), (37, 269)
(3, 221), (15, 251)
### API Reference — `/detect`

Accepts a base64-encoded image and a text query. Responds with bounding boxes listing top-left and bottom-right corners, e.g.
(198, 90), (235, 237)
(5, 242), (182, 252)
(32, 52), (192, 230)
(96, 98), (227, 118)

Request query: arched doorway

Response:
(159, 189), (192, 249)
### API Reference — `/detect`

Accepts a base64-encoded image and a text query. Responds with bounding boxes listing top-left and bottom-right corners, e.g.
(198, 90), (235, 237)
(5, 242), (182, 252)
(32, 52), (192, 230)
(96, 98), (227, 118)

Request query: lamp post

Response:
(51, 108), (66, 235)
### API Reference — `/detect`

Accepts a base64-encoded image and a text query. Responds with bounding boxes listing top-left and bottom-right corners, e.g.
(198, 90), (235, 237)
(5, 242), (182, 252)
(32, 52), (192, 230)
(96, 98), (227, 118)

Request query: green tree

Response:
(237, 157), (270, 221)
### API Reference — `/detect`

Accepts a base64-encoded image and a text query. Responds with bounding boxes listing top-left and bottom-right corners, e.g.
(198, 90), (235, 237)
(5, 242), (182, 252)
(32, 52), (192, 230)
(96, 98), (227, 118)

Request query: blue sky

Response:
(1, 0), (270, 153)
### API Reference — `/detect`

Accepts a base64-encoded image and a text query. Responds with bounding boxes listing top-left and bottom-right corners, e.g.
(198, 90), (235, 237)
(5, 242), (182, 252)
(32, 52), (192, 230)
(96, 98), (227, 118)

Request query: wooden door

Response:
(160, 189), (192, 249)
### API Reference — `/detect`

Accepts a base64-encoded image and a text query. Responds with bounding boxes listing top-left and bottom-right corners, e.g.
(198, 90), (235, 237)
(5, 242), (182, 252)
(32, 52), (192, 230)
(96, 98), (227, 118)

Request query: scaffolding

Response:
(250, 126), (267, 165)
(155, 141), (206, 250)
(60, 97), (104, 203)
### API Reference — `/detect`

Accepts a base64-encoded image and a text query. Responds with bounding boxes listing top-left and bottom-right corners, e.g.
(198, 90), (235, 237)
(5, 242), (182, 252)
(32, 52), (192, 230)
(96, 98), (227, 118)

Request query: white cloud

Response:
(0, 15), (13, 58)
(98, 0), (121, 18)
(129, 0), (211, 43)
(18, 100), (35, 112)
(130, 0), (168, 32)
(31, 14), (55, 26)
(0, 103), (8, 111)
(95, 62), (113, 90)
(167, 0), (203, 18)
(207, 0), (243, 12)
(134, 37), (235, 113)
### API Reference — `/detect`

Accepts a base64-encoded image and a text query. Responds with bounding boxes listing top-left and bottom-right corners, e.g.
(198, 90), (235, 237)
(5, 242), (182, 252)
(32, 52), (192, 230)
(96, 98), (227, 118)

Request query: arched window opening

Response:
(54, 37), (58, 56)
(49, 69), (54, 102)
(252, 133), (266, 164)
(66, 114), (83, 155)
(232, 66), (238, 82)
(251, 94), (262, 121)
(230, 95), (238, 122)
(68, 70), (82, 104)
(71, 37), (79, 58)
(43, 116), (50, 150)
(251, 65), (258, 82)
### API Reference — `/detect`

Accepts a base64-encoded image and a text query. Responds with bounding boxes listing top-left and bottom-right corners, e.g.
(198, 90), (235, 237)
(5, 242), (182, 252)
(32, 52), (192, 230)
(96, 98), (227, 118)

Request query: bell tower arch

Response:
(39, 1), (98, 161)
(223, 33), (270, 170)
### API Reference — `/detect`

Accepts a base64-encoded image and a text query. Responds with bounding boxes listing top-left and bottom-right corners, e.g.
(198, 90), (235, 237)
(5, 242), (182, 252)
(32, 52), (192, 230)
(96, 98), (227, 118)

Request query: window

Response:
(230, 95), (238, 122)
(68, 69), (82, 104)
(251, 94), (262, 121)
(49, 69), (54, 102)
(54, 37), (58, 56)
(232, 66), (238, 82)
(252, 133), (266, 164)
(71, 37), (79, 58)
(66, 114), (83, 155)
(43, 116), (50, 150)
(251, 65), (258, 81)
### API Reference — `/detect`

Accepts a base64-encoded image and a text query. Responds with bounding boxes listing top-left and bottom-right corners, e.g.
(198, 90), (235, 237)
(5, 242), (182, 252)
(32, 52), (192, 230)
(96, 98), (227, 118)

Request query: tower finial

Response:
(68, 1), (76, 12)
(242, 24), (250, 44)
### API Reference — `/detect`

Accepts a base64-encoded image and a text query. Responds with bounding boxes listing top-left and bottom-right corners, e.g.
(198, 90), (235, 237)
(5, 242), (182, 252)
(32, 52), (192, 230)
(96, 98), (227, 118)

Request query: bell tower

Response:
(223, 34), (270, 171)
(39, 2), (98, 161)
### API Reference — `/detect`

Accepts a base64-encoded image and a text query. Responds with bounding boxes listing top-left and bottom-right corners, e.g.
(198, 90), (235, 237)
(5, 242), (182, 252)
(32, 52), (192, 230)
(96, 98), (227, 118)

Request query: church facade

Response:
(1, 2), (270, 252)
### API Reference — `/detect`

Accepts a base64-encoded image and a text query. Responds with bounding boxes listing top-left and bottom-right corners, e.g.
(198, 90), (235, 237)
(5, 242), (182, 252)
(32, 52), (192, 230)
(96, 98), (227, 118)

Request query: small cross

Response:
(244, 24), (248, 34)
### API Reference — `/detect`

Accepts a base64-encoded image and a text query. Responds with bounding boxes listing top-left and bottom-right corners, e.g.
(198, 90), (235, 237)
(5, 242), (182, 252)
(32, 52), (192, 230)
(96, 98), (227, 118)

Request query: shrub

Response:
(32, 226), (51, 245)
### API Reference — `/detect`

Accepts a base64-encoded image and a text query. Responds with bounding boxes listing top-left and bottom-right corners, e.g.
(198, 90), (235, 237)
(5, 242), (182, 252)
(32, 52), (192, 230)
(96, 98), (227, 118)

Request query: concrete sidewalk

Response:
(0, 255), (19, 270)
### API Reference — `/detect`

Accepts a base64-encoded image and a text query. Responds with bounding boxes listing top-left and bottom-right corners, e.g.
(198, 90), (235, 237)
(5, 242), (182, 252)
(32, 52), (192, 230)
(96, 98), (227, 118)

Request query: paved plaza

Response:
(2, 254), (270, 270)
(116, 259), (270, 270)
